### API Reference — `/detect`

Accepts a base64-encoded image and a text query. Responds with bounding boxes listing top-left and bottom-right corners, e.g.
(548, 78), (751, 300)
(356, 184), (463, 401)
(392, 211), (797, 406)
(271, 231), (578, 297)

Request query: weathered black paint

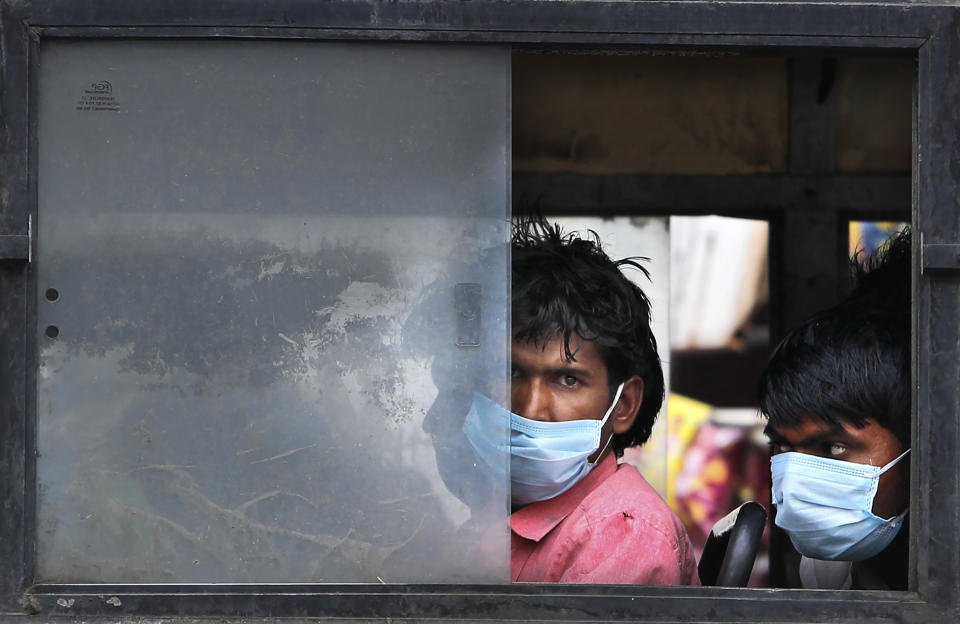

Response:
(0, 235), (29, 261)
(19, 582), (939, 621)
(922, 244), (960, 272)
(0, 0), (958, 622)
(513, 173), (910, 217)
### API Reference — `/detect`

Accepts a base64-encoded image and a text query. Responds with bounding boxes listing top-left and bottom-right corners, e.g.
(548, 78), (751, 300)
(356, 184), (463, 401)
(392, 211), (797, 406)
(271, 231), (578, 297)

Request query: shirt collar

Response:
(510, 453), (618, 542)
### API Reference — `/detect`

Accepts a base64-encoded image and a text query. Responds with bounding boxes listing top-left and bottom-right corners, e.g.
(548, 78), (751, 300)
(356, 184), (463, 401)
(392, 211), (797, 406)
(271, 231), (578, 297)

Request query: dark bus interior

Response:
(512, 50), (912, 587)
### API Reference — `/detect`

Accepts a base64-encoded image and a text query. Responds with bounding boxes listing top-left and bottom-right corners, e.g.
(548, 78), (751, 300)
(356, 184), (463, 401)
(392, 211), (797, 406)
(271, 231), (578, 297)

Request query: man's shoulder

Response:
(587, 460), (670, 507)
(548, 460), (697, 585)
(576, 461), (683, 534)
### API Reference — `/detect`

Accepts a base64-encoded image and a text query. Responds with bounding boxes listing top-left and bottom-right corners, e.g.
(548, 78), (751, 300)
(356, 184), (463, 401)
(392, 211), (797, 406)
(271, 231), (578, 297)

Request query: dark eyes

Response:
(509, 369), (581, 388)
(828, 443), (847, 456)
(766, 441), (847, 457)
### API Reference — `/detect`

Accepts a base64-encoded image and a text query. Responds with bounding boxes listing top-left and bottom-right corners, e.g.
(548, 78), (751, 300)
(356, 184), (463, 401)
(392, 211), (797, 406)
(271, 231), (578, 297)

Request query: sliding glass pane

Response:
(36, 39), (510, 584)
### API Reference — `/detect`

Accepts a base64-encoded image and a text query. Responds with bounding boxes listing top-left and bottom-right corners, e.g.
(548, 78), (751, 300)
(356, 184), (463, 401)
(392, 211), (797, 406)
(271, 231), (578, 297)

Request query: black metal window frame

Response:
(1, 1), (958, 622)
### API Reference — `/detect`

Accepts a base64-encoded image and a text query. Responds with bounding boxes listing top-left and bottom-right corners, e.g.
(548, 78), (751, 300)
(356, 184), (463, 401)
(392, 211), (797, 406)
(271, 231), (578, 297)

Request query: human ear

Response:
(611, 375), (643, 434)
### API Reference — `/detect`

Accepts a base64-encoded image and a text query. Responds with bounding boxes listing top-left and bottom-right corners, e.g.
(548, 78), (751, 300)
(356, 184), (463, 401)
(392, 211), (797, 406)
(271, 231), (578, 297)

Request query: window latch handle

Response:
(0, 216), (31, 263)
(921, 242), (960, 273)
(454, 282), (481, 347)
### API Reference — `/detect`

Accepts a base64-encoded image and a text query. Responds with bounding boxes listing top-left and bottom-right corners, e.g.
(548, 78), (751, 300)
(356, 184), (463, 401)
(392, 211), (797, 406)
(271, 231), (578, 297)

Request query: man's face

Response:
(765, 417), (909, 519)
(512, 332), (638, 462)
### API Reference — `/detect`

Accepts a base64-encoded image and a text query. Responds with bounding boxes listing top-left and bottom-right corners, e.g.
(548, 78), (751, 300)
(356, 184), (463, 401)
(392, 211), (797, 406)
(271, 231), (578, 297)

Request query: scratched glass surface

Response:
(35, 40), (510, 583)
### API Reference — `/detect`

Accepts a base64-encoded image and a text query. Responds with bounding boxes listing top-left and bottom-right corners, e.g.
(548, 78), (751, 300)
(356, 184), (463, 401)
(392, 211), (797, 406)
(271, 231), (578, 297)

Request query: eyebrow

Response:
(764, 423), (854, 447)
(513, 361), (596, 380)
(552, 365), (594, 379)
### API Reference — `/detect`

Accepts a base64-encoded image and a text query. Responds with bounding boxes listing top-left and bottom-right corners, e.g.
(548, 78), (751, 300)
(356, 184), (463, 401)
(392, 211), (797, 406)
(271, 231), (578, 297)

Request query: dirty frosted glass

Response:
(36, 40), (510, 583)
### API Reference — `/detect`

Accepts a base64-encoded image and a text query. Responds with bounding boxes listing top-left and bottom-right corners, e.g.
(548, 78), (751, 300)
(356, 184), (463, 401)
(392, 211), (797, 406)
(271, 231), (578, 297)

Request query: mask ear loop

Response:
(590, 433), (615, 466)
(876, 448), (911, 476)
(590, 382), (625, 466)
(598, 383), (625, 427)
(876, 449), (911, 522)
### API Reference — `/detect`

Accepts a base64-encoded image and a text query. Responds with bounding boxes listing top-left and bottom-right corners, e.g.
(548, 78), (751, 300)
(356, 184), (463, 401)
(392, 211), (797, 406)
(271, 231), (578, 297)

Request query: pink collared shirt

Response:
(511, 453), (699, 584)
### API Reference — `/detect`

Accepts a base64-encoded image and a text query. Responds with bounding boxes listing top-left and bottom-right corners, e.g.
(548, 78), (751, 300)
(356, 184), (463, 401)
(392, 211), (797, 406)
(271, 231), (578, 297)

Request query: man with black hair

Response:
(499, 219), (696, 584)
(760, 231), (911, 590)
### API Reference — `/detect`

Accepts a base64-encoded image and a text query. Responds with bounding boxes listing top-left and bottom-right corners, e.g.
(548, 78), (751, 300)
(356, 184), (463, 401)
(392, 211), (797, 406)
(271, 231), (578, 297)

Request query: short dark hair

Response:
(511, 217), (665, 454)
(759, 230), (911, 447)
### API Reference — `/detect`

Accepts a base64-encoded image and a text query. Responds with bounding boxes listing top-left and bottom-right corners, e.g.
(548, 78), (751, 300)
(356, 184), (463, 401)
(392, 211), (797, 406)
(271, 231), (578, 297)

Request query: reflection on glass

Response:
(36, 40), (509, 583)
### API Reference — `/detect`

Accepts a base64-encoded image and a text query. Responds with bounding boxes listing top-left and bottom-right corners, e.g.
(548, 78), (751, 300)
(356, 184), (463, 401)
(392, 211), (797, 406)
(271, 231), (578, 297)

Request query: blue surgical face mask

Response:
(771, 449), (910, 561)
(462, 385), (625, 506)
(509, 383), (624, 506)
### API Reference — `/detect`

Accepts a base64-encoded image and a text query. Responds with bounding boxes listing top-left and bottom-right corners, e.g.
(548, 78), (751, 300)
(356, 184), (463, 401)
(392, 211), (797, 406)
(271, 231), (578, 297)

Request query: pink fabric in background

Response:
(673, 421), (771, 587)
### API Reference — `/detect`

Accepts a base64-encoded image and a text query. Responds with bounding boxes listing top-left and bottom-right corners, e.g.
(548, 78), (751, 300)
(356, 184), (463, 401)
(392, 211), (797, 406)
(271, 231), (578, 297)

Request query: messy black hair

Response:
(759, 230), (911, 447)
(511, 217), (665, 454)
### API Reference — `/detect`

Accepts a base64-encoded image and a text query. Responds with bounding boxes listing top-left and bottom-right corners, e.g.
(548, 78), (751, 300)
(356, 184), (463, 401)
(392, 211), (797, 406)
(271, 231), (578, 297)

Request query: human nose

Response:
(512, 379), (553, 422)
